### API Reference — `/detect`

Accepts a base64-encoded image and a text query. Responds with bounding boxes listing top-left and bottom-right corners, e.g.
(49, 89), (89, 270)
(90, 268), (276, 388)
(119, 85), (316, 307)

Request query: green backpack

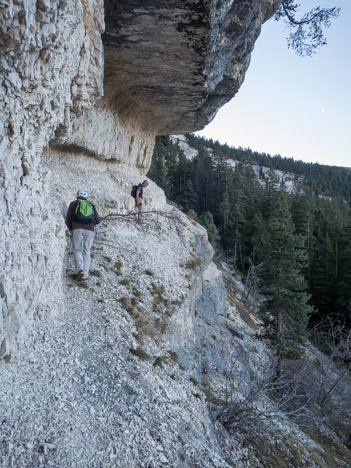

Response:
(74, 199), (95, 224)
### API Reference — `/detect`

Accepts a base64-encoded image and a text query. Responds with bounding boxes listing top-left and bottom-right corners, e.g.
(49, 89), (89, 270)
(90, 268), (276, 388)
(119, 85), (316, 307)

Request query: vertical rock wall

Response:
(0, 0), (104, 360)
(52, 99), (156, 174)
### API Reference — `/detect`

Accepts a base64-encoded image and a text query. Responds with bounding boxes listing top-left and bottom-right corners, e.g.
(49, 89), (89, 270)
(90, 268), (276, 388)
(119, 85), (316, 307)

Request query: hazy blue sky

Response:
(197, 0), (350, 168)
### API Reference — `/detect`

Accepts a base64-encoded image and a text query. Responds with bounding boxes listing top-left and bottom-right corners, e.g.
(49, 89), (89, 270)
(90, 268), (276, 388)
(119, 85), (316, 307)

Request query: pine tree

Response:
(200, 211), (218, 242)
(218, 190), (230, 239)
(179, 179), (197, 212)
(257, 191), (313, 376)
(194, 147), (215, 213)
(228, 169), (248, 267)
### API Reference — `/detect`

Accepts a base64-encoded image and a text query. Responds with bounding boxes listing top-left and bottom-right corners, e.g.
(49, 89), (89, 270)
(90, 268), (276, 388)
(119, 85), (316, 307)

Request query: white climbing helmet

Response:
(76, 189), (88, 199)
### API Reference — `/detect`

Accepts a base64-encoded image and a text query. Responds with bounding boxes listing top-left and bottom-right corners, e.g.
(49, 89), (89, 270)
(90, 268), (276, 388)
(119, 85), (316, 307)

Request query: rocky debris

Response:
(1, 136), (335, 465)
(226, 322), (244, 340)
(0, 139), (268, 465)
(1, 139), (342, 465)
(0, 195), (232, 466)
(0, 194), (326, 466)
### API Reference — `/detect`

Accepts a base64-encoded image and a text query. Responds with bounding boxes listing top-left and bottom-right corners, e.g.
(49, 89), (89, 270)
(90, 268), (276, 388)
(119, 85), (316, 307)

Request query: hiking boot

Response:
(138, 219), (144, 225)
(77, 270), (84, 282)
(81, 276), (89, 282)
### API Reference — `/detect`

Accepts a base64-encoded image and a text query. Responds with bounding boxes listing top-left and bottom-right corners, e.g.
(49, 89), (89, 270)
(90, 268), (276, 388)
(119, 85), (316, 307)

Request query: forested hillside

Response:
(186, 134), (351, 201)
(148, 134), (351, 338)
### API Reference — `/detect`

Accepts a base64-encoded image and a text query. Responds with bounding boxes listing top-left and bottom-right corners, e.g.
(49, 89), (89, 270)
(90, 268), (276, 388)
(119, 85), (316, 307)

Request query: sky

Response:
(196, 0), (351, 168)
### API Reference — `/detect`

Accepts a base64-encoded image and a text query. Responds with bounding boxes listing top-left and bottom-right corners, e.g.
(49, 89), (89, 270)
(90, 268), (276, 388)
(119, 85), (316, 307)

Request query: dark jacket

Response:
(65, 200), (101, 232)
(136, 185), (143, 199)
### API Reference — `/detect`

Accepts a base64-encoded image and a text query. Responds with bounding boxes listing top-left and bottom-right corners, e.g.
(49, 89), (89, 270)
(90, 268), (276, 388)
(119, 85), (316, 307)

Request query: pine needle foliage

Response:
(257, 190), (313, 369)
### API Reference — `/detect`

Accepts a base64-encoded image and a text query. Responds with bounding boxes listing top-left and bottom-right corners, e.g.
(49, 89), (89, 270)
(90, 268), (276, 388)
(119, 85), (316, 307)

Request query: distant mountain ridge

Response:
(171, 134), (306, 195)
(172, 133), (351, 203)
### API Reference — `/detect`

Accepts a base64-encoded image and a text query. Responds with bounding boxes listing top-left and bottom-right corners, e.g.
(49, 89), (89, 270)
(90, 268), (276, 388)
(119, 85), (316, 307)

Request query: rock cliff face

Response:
(0, 0), (104, 360)
(0, 0), (280, 375)
(55, 0), (281, 171)
(102, 0), (280, 135)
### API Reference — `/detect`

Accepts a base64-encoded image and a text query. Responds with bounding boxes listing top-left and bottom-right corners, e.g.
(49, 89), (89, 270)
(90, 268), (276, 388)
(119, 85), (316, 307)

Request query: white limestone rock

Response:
(0, 0), (104, 359)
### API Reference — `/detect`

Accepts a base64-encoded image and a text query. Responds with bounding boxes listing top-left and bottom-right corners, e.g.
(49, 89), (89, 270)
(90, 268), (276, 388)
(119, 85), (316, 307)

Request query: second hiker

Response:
(65, 189), (101, 282)
(134, 179), (149, 225)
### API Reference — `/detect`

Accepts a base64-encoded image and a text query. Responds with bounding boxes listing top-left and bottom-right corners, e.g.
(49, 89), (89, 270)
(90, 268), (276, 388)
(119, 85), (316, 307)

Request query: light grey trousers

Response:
(137, 203), (144, 221)
(72, 229), (95, 278)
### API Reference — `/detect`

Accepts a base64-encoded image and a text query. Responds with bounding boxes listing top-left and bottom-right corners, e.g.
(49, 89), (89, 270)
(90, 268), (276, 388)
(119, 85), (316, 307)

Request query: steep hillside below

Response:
(0, 193), (225, 466)
(150, 134), (351, 330)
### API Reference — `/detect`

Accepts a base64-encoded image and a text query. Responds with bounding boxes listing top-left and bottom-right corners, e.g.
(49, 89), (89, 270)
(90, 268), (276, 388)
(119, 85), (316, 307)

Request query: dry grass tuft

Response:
(129, 347), (150, 360)
(235, 300), (259, 330)
(185, 255), (201, 270)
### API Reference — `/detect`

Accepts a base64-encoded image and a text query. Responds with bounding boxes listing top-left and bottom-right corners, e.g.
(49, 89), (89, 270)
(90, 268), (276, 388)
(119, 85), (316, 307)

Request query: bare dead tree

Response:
(211, 362), (319, 434)
(308, 318), (351, 409)
(97, 208), (188, 242)
(241, 255), (263, 307)
(280, 320), (351, 442)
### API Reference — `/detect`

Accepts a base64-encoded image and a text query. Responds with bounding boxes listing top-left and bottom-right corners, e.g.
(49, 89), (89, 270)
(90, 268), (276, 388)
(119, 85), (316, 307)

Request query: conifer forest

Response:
(148, 134), (351, 363)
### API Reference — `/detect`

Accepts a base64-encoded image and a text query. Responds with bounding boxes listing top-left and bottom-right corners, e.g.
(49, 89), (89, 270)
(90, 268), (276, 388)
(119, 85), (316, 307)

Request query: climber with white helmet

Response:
(65, 189), (100, 282)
